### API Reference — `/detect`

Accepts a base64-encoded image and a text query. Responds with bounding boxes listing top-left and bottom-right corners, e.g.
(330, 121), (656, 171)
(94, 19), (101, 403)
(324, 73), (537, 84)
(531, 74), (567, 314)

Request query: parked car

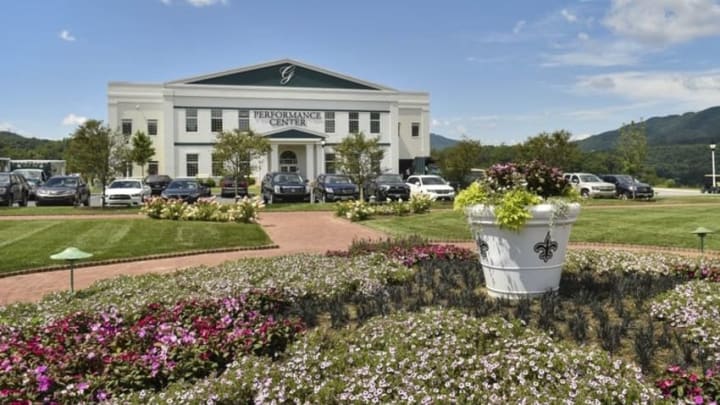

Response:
(261, 172), (310, 204)
(405, 174), (455, 201)
(600, 174), (655, 199)
(12, 168), (47, 200)
(220, 175), (249, 198)
(0, 172), (30, 207)
(701, 174), (720, 194)
(313, 174), (359, 203)
(161, 178), (211, 203)
(36, 175), (90, 206)
(563, 173), (616, 198)
(365, 173), (411, 201)
(144, 174), (173, 196)
(104, 178), (152, 207)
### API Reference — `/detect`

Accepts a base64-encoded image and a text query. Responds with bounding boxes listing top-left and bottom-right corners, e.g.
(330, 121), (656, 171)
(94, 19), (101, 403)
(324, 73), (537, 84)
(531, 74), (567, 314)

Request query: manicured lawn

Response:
(0, 206), (140, 216)
(363, 203), (720, 250)
(0, 218), (270, 274)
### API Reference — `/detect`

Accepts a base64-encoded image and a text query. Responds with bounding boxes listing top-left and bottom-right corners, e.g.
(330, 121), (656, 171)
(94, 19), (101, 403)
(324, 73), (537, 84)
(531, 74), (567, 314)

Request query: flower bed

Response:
(140, 197), (263, 223)
(0, 292), (304, 403)
(114, 308), (659, 404)
(334, 194), (432, 222)
(2, 246), (720, 403)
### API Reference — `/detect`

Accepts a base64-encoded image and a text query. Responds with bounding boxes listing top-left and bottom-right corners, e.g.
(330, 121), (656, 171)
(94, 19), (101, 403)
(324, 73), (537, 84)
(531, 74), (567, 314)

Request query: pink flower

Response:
(694, 395), (704, 404)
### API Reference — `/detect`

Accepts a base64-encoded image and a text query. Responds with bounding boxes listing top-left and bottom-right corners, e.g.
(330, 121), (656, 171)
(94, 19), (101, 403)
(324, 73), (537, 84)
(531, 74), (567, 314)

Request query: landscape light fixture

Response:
(50, 247), (93, 293)
(691, 227), (714, 254)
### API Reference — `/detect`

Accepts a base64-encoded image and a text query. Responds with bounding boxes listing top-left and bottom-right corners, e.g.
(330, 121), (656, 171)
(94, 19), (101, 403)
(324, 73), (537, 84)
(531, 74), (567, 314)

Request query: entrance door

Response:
(279, 151), (298, 173)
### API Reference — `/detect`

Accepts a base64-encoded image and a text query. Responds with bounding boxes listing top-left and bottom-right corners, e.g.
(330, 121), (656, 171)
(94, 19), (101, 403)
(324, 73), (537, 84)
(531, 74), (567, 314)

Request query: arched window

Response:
(279, 151), (298, 172)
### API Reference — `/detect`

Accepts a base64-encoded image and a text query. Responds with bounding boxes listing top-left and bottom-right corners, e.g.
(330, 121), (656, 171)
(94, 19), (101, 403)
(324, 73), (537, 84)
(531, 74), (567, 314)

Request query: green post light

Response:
(50, 247), (93, 293)
(691, 227), (714, 254)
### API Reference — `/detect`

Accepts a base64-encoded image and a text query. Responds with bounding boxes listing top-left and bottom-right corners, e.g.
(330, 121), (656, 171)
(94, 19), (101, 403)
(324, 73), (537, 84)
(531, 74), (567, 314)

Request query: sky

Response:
(2, 0), (720, 145)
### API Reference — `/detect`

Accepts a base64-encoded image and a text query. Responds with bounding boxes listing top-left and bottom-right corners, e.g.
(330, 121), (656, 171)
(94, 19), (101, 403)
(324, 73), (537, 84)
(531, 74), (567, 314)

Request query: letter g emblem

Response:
(279, 65), (295, 85)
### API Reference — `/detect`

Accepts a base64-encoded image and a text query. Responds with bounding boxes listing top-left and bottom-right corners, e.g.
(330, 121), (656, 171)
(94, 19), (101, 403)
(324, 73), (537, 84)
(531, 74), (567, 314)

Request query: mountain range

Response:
(576, 105), (720, 151)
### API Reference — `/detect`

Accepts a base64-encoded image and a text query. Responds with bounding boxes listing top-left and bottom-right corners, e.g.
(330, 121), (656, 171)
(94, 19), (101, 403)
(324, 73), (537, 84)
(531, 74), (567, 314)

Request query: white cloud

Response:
(186, 0), (227, 6)
(62, 113), (87, 126)
(160, 0), (171, 4)
(0, 122), (18, 132)
(575, 69), (720, 108)
(561, 9), (578, 22)
(543, 40), (643, 66)
(578, 32), (589, 40)
(59, 29), (75, 42)
(604, 0), (720, 45)
(513, 20), (526, 34)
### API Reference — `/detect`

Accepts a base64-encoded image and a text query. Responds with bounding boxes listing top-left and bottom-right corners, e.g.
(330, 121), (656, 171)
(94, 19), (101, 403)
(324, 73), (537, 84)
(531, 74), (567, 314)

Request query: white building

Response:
(107, 59), (430, 181)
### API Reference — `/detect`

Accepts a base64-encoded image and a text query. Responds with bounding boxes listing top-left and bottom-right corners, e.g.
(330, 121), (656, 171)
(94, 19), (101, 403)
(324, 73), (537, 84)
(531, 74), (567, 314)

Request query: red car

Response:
(220, 175), (248, 198)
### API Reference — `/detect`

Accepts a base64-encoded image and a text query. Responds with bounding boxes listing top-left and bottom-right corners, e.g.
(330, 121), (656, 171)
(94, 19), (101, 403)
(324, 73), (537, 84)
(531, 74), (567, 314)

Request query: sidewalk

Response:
(0, 211), (387, 306)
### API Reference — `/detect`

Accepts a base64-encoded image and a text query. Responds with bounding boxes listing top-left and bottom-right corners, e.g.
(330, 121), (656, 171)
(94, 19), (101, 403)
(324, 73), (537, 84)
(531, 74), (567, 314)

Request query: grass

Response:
(0, 206), (141, 216)
(0, 218), (271, 274)
(363, 201), (720, 250)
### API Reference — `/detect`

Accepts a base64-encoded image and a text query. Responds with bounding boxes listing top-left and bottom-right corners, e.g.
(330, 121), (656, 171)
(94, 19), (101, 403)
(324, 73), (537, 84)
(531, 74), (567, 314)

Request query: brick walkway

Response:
(0, 211), (386, 306)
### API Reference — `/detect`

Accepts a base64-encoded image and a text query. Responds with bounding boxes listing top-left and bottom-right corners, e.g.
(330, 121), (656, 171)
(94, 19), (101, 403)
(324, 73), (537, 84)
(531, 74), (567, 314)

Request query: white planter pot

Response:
(466, 203), (581, 299)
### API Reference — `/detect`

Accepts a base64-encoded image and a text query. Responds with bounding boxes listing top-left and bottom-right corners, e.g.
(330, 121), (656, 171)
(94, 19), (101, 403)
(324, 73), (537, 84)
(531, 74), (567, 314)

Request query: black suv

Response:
(261, 172), (309, 204)
(0, 172), (30, 207)
(313, 174), (359, 203)
(365, 173), (410, 201)
(600, 174), (654, 199)
(144, 174), (173, 196)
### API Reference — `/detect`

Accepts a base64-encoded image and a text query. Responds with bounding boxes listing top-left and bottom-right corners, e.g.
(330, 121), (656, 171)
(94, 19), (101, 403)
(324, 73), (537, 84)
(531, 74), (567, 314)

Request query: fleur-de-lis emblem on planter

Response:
(533, 231), (558, 263)
(476, 238), (489, 260)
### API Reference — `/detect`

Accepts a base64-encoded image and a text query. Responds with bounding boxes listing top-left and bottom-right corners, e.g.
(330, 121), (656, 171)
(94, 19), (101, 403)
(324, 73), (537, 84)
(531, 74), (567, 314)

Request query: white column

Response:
(389, 105), (399, 173)
(270, 143), (279, 173)
(319, 143), (326, 174)
(305, 143), (315, 180)
(161, 98), (176, 176)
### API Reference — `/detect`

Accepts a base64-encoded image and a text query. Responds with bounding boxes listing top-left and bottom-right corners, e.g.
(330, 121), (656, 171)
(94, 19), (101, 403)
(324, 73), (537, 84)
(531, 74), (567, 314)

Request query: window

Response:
(238, 110), (250, 131)
(370, 112), (380, 133)
(121, 119), (132, 136)
(186, 154), (199, 177)
(212, 153), (223, 177)
(411, 122), (420, 137)
(186, 109), (198, 132)
(211, 109), (223, 132)
(325, 112), (335, 133)
(324, 153), (336, 174)
(349, 112), (359, 133)
(279, 151), (298, 173)
(147, 119), (158, 136)
(148, 161), (158, 176)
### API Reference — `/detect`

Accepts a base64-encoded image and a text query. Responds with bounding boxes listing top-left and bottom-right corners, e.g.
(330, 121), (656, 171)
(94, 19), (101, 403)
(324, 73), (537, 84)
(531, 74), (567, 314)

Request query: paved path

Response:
(0, 211), (386, 306)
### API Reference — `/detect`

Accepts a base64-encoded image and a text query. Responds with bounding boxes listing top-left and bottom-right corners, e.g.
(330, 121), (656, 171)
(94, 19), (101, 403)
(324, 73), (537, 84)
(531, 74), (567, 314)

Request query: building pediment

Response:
(167, 59), (393, 91)
(263, 127), (326, 140)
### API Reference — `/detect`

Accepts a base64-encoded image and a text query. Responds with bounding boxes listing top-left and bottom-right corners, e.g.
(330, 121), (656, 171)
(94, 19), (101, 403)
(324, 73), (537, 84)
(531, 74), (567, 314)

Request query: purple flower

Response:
(37, 375), (52, 392)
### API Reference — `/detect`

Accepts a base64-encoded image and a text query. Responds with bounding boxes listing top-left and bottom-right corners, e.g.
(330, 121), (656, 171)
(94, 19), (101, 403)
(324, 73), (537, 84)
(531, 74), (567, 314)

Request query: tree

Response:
(519, 130), (581, 170)
(334, 132), (384, 200)
(616, 121), (647, 177)
(130, 131), (155, 177)
(65, 120), (128, 207)
(213, 129), (271, 197)
(433, 138), (483, 186)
